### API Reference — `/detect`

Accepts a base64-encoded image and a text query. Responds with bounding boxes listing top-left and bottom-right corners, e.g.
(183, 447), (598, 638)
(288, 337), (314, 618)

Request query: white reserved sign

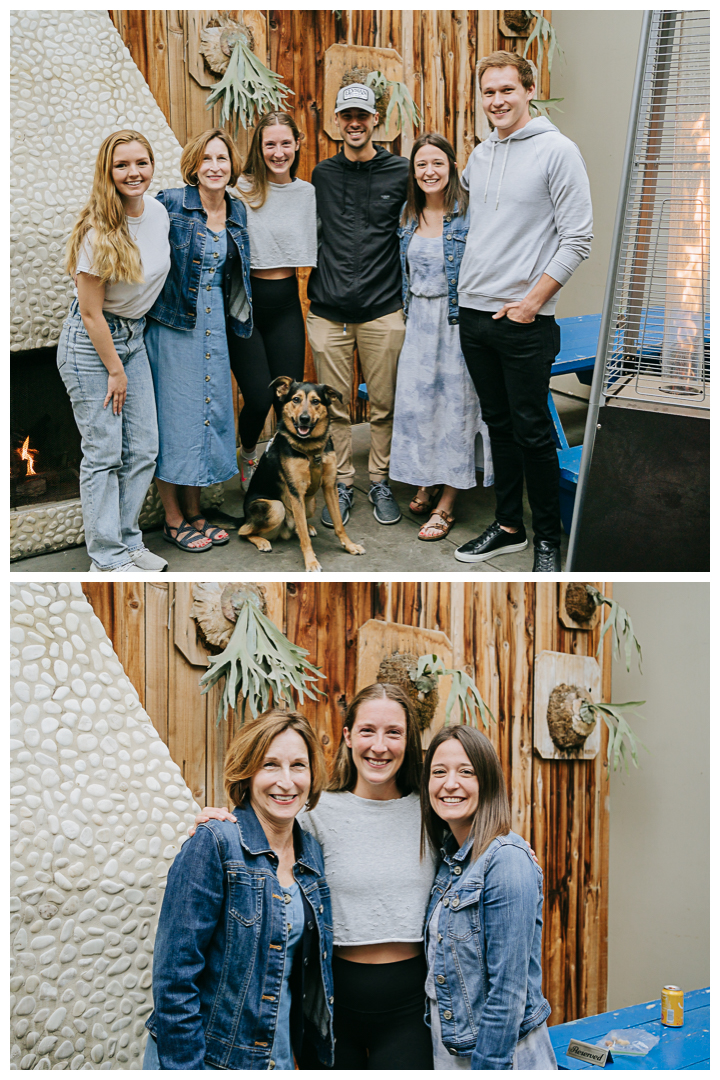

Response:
(566, 1038), (614, 1067)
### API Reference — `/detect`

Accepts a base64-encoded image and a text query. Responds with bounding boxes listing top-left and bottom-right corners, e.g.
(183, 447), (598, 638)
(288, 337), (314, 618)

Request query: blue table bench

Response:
(549, 986), (710, 1070)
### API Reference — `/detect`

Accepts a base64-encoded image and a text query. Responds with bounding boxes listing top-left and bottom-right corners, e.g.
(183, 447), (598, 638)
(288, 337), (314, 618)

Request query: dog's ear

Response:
(321, 384), (344, 405)
(269, 376), (294, 400)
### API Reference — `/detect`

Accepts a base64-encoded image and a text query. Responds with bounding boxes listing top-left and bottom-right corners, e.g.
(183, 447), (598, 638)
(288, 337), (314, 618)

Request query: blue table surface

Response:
(549, 987), (710, 1070)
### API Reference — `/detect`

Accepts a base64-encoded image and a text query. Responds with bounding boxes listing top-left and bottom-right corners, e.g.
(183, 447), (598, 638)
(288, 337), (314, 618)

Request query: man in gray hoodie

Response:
(454, 51), (593, 572)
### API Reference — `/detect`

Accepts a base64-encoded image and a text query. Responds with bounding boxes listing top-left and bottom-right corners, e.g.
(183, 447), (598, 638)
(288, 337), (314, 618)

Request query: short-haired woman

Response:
(230, 111), (316, 490)
(59, 130), (171, 572)
(195, 683), (436, 1070)
(421, 725), (557, 1069)
(390, 133), (493, 542)
(145, 128), (253, 552)
(144, 709), (334, 1069)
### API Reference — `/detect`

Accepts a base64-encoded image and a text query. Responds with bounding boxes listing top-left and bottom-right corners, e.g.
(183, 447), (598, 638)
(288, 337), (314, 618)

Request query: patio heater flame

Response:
(18, 436), (38, 477)
(660, 110), (709, 397)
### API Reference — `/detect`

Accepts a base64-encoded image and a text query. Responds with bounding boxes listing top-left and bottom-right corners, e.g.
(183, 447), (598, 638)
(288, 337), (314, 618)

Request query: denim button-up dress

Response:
(145, 186), (253, 487)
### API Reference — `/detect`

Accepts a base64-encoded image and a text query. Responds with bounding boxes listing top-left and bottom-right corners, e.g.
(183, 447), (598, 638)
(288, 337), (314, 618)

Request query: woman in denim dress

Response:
(144, 709), (334, 1070)
(390, 134), (493, 542)
(145, 129), (253, 552)
(421, 725), (557, 1070)
(59, 130), (171, 572)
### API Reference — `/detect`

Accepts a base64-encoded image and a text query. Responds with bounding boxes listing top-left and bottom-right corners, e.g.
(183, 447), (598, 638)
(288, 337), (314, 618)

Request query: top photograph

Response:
(10, 9), (710, 575)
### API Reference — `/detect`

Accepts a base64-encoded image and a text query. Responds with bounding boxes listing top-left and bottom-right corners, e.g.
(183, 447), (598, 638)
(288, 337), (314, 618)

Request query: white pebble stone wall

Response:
(10, 9), (184, 352)
(10, 582), (202, 1069)
(10, 485), (224, 562)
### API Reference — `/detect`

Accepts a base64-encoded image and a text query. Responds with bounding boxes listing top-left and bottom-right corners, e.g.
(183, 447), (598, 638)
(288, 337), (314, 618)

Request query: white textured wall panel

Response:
(10, 10), (183, 351)
(9, 582), (201, 1069)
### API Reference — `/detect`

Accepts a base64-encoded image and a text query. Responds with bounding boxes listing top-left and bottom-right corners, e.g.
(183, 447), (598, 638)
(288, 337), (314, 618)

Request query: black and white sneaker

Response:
(321, 483), (353, 528)
(532, 540), (562, 572)
(454, 521), (528, 563)
(368, 481), (401, 525)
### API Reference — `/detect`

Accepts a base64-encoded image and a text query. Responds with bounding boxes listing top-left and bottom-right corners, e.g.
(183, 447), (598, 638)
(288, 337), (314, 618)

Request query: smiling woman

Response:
(144, 708), (334, 1070)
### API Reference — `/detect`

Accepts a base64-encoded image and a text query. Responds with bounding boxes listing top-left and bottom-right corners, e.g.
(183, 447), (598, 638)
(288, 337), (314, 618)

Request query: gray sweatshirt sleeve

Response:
(539, 138), (593, 286)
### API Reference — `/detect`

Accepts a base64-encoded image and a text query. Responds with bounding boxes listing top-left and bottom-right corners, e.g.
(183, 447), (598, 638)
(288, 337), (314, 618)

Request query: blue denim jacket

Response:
(425, 830), (551, 1069)
(398, 202), (470, 325)
(148, 185), (253, 338)
(146, 802), (334, 1070)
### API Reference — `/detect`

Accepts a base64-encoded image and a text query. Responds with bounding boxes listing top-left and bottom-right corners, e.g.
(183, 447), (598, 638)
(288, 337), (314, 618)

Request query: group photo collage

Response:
(9, 7), (710, 1074)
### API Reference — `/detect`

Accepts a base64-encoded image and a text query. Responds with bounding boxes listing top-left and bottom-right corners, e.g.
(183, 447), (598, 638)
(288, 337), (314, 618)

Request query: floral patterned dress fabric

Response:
(390, 233), (493, 490)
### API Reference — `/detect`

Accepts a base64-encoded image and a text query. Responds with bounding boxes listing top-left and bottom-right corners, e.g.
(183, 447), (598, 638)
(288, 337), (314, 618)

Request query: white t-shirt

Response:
(232, 176), (317, 269)
(75, 194), (171, 319)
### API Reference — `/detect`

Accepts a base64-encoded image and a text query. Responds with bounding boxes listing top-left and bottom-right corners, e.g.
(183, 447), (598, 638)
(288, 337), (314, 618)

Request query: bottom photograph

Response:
(9, 581), (709, 1071)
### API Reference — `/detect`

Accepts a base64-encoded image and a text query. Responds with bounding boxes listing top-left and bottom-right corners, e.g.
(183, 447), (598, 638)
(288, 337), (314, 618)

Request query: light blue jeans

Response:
(57, 300), (159, 568)
(143, 1033), (219, 1070)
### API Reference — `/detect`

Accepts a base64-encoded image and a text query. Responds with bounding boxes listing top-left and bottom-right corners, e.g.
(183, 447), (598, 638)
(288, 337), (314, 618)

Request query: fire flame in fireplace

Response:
(18, 436), (38, 477)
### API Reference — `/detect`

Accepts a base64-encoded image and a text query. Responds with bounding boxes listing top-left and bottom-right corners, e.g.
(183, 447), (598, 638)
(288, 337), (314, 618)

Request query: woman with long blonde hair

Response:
(58, 129), (171, 572)
(229, 111), (316, 490)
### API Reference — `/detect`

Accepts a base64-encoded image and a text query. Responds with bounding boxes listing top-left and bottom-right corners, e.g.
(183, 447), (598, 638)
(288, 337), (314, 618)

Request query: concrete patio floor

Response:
(12, 393), (587, 575)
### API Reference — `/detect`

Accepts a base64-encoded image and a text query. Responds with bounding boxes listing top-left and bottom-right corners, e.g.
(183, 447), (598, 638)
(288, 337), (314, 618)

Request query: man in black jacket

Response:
(307, 83), (409, 527)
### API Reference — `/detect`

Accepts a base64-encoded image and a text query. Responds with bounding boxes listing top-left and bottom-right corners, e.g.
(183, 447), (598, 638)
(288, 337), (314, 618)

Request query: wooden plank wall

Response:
(109, 9), (552, 429)
(83, 579), (610, 1024)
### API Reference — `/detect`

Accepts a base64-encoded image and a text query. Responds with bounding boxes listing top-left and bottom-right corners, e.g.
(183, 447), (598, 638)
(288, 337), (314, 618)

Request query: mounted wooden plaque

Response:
(356, 619), (455, 746)
(533, 650), (602, 761)
(559, 583), (602, 631)
(323, 43), (405, 143)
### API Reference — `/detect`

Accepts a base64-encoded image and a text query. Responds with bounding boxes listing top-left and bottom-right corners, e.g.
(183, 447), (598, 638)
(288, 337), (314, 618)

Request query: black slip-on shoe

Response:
(532, 540), (562, 572)
(454, 521), (528, 563)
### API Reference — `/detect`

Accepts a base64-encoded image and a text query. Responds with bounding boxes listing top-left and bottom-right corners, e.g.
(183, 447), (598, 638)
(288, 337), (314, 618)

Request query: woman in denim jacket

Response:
(390, 133), (493, 542)
(420, 725), (557, 1070)
(145, 129), (253, 553)
(144, 709), (334, 1070)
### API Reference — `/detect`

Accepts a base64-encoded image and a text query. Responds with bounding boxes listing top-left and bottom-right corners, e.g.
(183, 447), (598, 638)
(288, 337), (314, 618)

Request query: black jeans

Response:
(459, 307), (561, 547)
(228, 275), (306, 449)
(328, 955), (433, 1070)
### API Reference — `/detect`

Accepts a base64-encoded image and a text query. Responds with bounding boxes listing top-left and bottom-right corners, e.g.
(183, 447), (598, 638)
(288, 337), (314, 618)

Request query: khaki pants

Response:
(306, 309), (406, 486)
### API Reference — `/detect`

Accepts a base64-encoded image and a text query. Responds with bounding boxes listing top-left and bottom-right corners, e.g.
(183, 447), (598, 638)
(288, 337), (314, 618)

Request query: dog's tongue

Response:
(298, 426), (310, 436)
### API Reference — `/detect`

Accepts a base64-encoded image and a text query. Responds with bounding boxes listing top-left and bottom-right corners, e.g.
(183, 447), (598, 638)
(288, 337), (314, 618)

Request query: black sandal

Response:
(188, 515), (230, 546)
(162, 518), (212, 552)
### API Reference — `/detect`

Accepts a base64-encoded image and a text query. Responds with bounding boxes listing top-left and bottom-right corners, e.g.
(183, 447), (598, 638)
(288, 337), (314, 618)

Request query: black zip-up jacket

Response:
(308, 146), (409, 324)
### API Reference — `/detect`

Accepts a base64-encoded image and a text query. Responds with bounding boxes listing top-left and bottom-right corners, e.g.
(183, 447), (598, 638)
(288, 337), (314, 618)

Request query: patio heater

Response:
(568, 10), (710, 571)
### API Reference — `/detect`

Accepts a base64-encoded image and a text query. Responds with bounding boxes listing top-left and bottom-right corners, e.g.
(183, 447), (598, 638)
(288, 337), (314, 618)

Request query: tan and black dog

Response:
(238, 376), (365, 572)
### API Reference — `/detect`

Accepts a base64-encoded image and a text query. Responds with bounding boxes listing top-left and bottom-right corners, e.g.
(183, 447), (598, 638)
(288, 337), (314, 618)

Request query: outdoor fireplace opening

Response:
(10, 346), (82, 509)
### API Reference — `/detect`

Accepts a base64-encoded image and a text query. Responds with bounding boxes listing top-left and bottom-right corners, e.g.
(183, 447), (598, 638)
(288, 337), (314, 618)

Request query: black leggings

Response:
(228, 274), (306, 450)
(330, 954), (434, 1070)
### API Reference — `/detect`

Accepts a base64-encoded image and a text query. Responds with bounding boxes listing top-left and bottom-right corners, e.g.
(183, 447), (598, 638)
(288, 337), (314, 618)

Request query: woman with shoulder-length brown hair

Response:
(228, 111), (317, 491)
(420, 724), (557, 1070)
(144, 707), (334, 1070)
(195, 682), (436, 1070)
(144, 127), (254, 553)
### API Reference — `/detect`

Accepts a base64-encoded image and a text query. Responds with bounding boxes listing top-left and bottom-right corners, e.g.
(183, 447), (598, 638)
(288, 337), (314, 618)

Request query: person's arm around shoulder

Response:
(151, 823), (227, 1069)
(470, 842), (540, 1070)
(75, 272), (128, 415)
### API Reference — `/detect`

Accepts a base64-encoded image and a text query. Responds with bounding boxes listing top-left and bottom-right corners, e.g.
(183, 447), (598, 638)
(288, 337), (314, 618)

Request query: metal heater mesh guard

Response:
(602, 9), (710, 410)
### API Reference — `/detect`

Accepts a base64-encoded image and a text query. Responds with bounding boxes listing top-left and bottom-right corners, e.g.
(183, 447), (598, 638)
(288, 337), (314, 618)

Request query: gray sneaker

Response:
(321, 483), (353, 528)
(89, 561), (139, 573)
(129, 547), (168, 572)
(368, 481), (401, 525)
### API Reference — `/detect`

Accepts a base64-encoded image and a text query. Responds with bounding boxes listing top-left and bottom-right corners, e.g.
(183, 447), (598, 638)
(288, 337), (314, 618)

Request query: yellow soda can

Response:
(661, 985), (684, 1027)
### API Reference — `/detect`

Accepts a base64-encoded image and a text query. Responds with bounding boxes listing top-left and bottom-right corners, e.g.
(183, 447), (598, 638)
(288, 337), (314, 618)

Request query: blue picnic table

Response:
(549, 987), (710, 1070)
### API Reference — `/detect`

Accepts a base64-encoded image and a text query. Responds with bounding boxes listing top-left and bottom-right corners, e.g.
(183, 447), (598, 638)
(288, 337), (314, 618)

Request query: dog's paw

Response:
(309, 525), (317, 537)
(254, 538), (273, 552)
(344, 541), (365, 556)
(305, 559), (323, 573)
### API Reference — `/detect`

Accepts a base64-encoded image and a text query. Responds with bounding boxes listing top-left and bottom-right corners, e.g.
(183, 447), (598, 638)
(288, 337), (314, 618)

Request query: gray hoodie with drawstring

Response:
(458, 116), (593, 316)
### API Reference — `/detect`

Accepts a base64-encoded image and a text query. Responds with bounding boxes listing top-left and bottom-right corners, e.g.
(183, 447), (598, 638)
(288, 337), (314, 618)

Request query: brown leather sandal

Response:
(409, 486), (440, 515)
(418, 509), (455, 542)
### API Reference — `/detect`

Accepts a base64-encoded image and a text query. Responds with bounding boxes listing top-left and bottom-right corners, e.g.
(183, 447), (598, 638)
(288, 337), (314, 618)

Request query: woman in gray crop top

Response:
(194, 682), (435, 1069)
(228, 111), (318, 491)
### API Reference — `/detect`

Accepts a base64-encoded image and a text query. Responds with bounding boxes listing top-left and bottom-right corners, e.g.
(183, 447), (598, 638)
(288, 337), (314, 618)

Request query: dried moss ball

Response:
(565, 583), (599, 623)
(376, 651), (439, 731)
(547, 682), (596, 750)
